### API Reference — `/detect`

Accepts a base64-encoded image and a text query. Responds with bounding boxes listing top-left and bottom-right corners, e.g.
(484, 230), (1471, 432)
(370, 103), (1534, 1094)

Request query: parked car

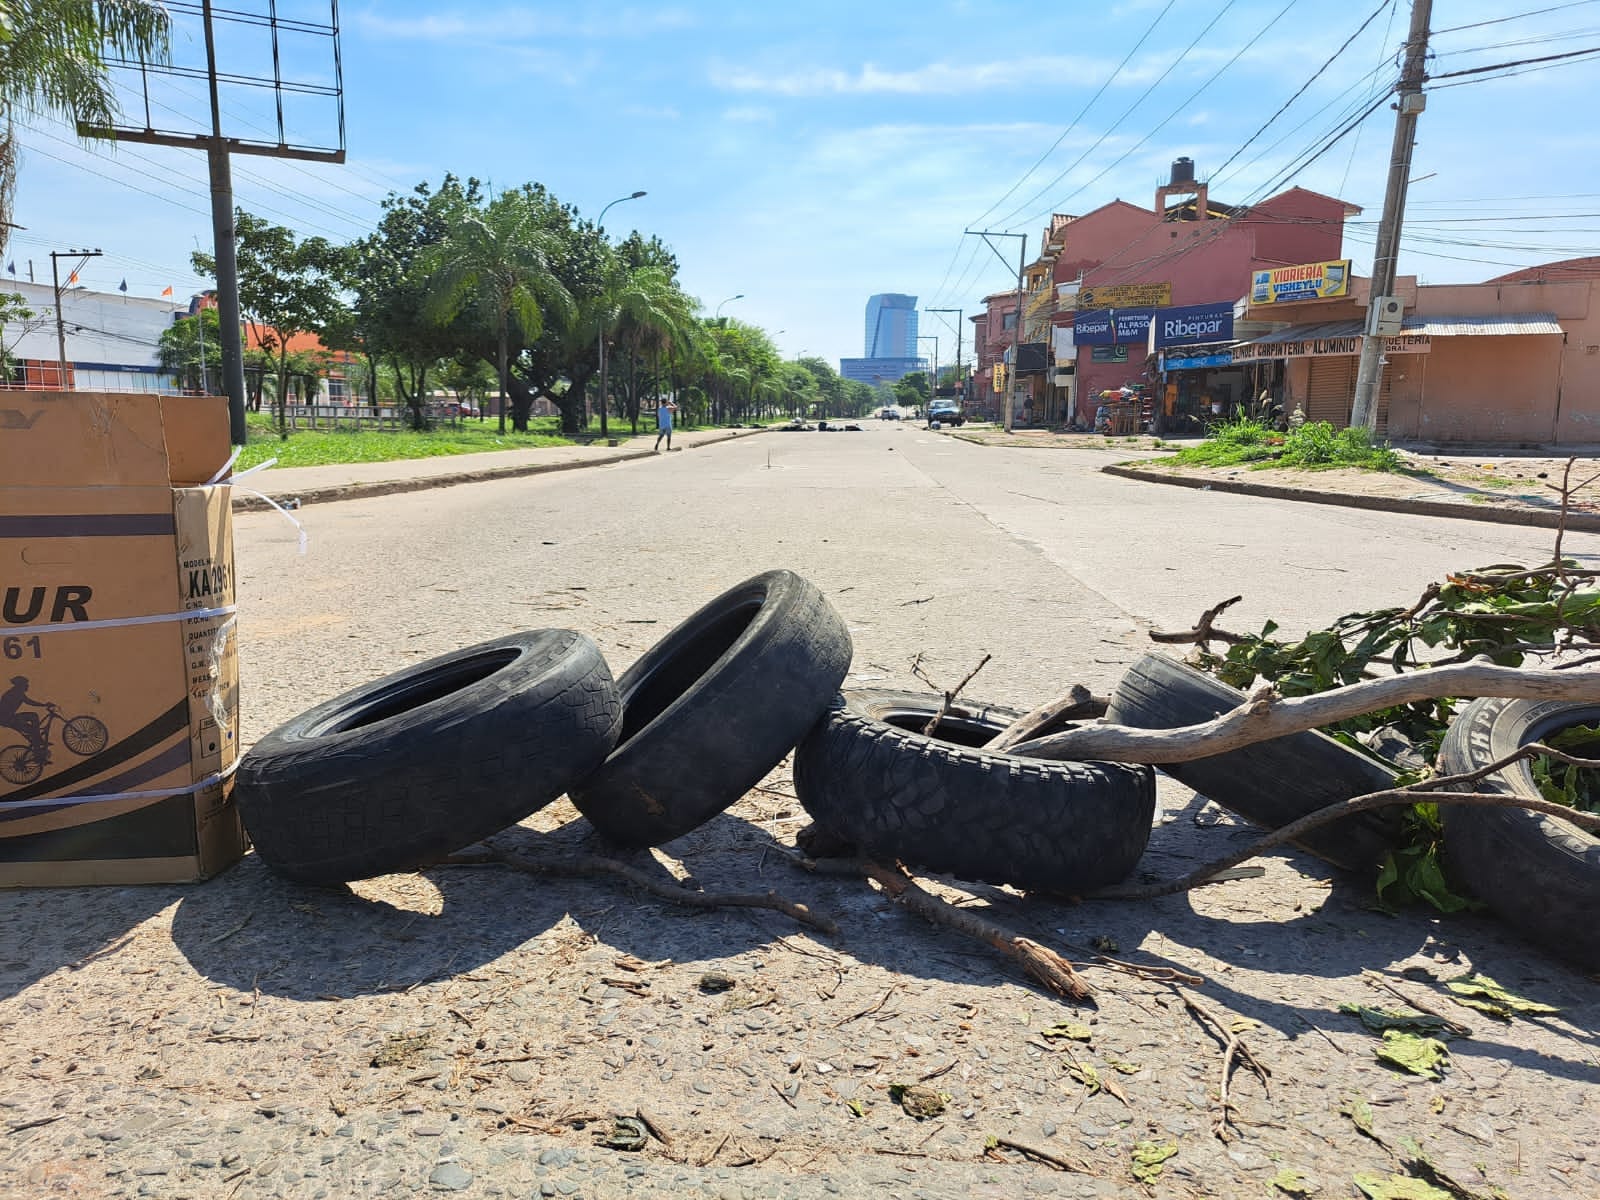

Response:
(878, 408), (901, 420)
(928, 399), (964, 427)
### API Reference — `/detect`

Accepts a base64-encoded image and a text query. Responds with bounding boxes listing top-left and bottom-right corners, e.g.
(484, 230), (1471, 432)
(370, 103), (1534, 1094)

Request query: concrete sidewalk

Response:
(942, 425), (1600, 533)
(230, 425), (765, 511)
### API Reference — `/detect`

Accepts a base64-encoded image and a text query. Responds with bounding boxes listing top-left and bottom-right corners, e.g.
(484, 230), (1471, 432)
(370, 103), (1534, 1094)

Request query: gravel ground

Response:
(3, 428), (1596, 1199)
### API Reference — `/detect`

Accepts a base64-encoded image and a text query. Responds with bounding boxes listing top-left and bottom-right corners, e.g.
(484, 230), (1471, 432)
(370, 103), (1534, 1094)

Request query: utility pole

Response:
(927, 306), (963, 409)
(48, 248), (101, 390)
(965, 229), (1029, 432)
(918, 335), (938, 422)
(1350, 0), (1432, 432)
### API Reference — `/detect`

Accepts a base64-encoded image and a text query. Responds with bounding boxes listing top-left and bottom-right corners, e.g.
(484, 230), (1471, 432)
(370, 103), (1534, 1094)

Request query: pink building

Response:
(1015, 161), (1359, 425)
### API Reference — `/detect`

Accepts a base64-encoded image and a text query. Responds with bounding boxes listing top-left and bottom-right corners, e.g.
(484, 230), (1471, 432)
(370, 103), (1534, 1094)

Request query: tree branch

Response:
(1010, 663), (1600, 764)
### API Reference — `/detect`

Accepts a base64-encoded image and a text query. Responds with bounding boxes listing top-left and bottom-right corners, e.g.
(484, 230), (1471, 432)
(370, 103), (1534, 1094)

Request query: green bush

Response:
(1277, 421), (1401, 471)
(1159, 416), (1278, 467)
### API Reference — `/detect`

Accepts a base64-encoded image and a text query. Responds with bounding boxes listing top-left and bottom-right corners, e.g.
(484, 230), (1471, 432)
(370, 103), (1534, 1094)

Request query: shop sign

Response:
(992, 363), (1007, 390)
(1074, 307), (1155, 345)
(1161, 350), (1233, 370)
(1153, 301), (1235, 348)
(1249, 259), (1351, 304)
(1090, 345), (1130, 364)
(1076, 281), (1172, 311)
(1232, 333), (1431, 362)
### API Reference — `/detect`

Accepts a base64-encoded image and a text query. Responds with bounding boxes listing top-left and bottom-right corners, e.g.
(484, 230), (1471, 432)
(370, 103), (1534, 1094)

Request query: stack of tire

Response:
(234, 569), (1160, 900)
(236, 570), (853, 883)
(1105, 653), (1599, 973)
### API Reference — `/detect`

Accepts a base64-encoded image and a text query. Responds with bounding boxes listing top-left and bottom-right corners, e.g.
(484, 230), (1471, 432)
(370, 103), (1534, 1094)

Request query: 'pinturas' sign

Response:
(1153, 302), (1234, 349)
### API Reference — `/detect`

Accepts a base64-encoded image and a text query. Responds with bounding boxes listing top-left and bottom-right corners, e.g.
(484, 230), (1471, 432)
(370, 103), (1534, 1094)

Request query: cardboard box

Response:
(0, 392), (245, 885)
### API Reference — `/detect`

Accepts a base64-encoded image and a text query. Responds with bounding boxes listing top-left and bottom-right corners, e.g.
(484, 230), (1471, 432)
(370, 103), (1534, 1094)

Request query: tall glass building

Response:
(863, 294), (918, 359)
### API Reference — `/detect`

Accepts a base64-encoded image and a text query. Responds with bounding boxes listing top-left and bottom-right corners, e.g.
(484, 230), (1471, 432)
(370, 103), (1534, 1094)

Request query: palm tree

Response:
(425, 191), (570, 435)
(607, 266), (694, 434)
(0, 1), (170, 247)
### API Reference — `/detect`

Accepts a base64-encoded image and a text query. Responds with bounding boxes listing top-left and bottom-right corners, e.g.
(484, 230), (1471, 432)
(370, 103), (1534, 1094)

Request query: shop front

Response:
(1234, 322), (1437, 435)
(1152, 300), (1245, 430)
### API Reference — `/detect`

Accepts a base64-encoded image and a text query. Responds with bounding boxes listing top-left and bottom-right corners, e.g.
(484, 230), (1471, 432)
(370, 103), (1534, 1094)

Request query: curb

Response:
(1100, 464), (1600, 534)
(230, 428), (767, 513)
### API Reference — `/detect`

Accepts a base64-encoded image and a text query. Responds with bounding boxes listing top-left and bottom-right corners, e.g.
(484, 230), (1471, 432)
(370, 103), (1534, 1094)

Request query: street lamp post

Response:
(715, 293), (744, 320)
(927, 306), (963, 413)
(594, 190), (648, 439)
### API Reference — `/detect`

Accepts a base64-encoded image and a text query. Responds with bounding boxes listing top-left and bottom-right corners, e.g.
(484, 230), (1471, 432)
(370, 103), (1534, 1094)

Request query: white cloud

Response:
(354, 6), (694, 41)
(722, 106), (777, 124)
(709, 55), (1104, 97)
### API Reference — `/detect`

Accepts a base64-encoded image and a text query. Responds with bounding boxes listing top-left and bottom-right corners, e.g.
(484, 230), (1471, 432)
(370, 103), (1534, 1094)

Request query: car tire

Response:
(236, 630), (622, 884)
(570, 570), (852, 847)
(1437, 697), (1600, 972)
(1105, 654), (1403, 873)
(795, 689), (1155, 893)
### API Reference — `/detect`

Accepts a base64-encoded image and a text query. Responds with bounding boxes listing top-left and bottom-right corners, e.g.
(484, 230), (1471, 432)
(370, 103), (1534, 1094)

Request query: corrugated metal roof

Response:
(1246, 312), (1562, 345)
(1406, 312), (1562, 336)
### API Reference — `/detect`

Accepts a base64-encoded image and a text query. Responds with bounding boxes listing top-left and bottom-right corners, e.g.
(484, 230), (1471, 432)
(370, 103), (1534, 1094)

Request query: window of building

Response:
(1001, 311), (1018, 332)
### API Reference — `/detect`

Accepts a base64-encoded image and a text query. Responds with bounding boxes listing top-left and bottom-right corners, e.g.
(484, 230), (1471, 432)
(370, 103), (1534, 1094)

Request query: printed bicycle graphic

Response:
(0, 678), (110, 786)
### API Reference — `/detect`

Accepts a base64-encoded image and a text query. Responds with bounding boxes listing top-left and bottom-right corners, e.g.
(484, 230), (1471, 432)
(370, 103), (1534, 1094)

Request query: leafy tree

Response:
(795, 356), (844, 417)
(156, 306), (229, 394)
(192, 210), (340, 440)
(425, 187), (571, 435)
(347, 175), (483, 424)
(893, 371), (930, 410)
(603, 263), (695, 434)
(0, 290), (47, 374)
(0, 0), (170, 248)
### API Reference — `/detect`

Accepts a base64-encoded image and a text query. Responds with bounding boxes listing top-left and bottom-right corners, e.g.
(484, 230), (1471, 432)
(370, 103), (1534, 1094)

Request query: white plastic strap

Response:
(203, 455), (308, 554)
(23, 604), (238, 637)
(0, 756), (242, 813)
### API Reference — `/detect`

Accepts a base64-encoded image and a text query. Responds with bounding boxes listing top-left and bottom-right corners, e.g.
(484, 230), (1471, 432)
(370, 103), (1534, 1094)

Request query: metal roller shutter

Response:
(1305, 357), (1390, 433)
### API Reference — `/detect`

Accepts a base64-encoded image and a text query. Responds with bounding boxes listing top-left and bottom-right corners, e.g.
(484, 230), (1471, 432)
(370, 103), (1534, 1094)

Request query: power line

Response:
(1427, 43), (1600, 79)
(991, 0), (1247, 230)
(1212, 0), (1394, 179)
(1433, 0), (1600, 35)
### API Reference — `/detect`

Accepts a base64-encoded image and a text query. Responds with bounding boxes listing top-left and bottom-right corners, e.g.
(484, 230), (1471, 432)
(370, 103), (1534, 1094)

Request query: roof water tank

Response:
(1170, 157), (1195, 186)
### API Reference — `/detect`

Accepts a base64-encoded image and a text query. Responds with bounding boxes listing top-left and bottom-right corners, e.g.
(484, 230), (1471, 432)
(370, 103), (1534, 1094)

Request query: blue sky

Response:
(7, 0), (1598, 366)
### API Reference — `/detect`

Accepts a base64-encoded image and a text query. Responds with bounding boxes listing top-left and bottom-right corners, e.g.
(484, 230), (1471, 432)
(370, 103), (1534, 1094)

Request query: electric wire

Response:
(1433, 0), (1600, 35)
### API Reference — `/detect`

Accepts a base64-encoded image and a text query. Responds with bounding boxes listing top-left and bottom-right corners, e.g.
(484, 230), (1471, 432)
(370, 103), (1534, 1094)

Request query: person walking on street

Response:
(654, 398), (678, 452)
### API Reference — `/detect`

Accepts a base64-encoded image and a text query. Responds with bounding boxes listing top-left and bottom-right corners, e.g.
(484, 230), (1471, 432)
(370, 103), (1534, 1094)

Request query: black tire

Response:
(570, 570), (852, 847)
(237, 630), (622, 884)
(794, 690), (1155, 894)
(1437, 698), (1600, 972)
(0, 744), (40, 786)
(1105, 653), (1402, 873)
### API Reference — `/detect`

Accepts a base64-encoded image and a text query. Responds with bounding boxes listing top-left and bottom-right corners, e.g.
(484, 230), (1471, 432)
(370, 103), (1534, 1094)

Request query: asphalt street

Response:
(235, 422), (1600, 739)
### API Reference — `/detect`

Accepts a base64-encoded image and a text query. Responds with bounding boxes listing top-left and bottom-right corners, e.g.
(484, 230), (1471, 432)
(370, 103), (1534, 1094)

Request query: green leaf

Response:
(1130, 1139), (1177, 1184)
(1270, 1167), (1313, 1195)
(1352, 1172), (1454, 1199)
(1067, 1062), (1102, 1095)
(1444, 974), (1559, 1020)
(1338, 1003), (1450, 1035)
(1341, 1096), (1376, 1137)
(1039, 1022), (1093, 1042)
(1375, 1030), (1450, 1079)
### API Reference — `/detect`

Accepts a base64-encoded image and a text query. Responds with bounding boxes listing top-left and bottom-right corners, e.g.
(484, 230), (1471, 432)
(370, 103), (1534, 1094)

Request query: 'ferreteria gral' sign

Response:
(1076, 282), (1172, 311)
(1249, 259), (1351, 305)
(1232, 332), (1431, 362)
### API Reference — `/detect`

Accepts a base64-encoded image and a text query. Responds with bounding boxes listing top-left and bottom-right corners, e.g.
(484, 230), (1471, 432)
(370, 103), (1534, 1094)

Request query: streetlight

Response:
(598, 190), (647, 229)
(715, 293), (744, 319)
(594, 190), (648, 438)
(918, 334), (938, 425)
(927, 307), (963, 414)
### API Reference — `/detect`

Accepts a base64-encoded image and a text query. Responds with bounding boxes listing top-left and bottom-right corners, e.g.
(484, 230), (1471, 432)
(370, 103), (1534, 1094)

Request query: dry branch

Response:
(444, 847), (838, 936)
(859, 861), (1092, 1002)
(922, 654), (993, 735)
(982, 684), (1107, 752)
(1148, 594), (1246, 647)
(1010, 662), (1600, 764)
(1182, 992), (1270, 1143)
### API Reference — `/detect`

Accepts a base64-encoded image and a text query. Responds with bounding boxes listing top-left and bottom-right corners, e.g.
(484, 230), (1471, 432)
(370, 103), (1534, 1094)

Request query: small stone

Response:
(538, 1148), (574, 1168)
(428, 1162), (473, 1191)
(413, 1125), (446, 1137)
